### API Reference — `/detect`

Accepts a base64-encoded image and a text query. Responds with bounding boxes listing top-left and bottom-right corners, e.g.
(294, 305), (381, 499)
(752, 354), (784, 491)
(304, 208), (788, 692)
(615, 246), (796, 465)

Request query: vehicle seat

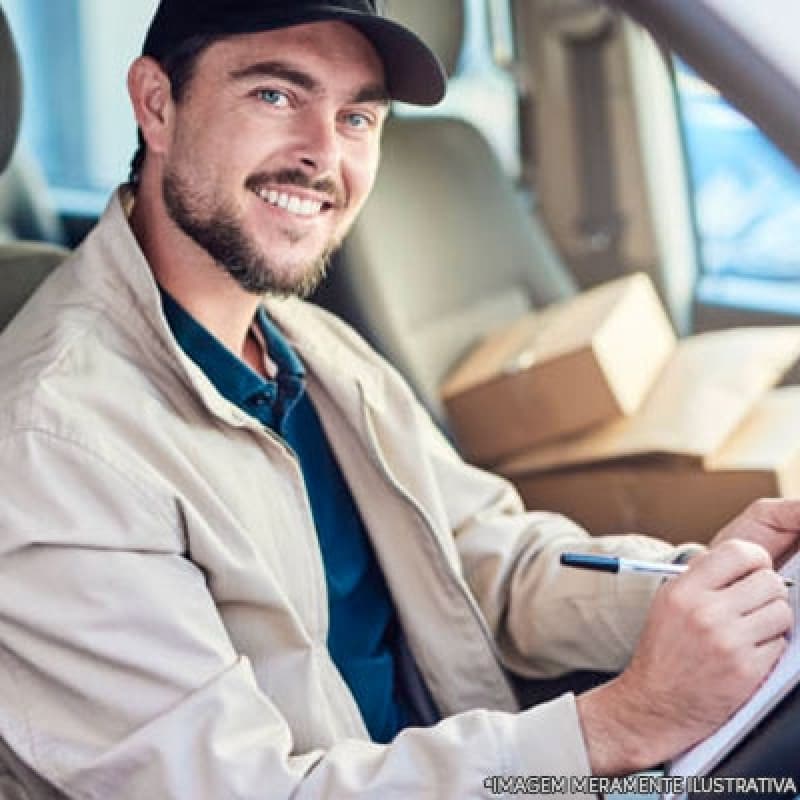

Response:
(0, 148), (66, 245)
(0, 6), (68, 334)
(314, 0), (577, 425)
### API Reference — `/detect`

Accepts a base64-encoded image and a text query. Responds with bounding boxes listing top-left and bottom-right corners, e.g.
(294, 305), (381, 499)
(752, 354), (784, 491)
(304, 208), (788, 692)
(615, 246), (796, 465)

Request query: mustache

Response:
(246, 169), (345, 208)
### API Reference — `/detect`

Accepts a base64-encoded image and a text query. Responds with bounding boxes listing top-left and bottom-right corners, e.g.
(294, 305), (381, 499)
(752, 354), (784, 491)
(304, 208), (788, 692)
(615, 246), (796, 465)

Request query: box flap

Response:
(408, 285), (531, 411)
(706, 387), (800, 471)
(501, 327), (800, 475)
(441, 274), (662, 398)
(592, 277), (676, 414)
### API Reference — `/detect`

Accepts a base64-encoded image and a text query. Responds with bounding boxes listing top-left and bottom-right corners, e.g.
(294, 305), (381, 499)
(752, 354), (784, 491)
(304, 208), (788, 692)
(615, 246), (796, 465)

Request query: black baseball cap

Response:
(142, 0), (446, 106)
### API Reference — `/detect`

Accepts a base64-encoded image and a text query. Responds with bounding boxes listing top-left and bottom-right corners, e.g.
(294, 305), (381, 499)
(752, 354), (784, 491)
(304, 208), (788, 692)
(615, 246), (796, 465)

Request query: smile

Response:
(255, 188), (325, 218)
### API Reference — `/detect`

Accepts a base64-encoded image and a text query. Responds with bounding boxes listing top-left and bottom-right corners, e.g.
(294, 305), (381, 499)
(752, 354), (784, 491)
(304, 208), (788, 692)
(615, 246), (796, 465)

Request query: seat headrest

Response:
(387, 0), (464, 79)
(0, 8), (22, 174)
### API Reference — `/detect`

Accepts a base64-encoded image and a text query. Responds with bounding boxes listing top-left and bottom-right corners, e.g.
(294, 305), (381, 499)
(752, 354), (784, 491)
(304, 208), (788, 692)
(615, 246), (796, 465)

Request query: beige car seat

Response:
(0, 149), (66, 245)
(0, 6), (67, 334)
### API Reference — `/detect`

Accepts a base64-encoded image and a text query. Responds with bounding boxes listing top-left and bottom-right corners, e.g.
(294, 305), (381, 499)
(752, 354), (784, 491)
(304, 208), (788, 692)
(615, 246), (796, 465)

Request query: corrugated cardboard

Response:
(500, 327), (800, 474)
(440, 274), (676, 464)
(503, 387), (800, 545)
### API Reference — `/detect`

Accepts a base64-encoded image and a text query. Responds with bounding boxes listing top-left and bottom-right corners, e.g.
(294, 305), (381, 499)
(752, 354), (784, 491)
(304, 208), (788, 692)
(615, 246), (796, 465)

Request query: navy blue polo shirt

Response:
(160, 289), (412, 743)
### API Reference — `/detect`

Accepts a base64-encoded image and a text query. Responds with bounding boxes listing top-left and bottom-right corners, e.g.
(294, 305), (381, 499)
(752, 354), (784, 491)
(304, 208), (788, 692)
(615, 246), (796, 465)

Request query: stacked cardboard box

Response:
(440, 274), (800, 543)
(441, 274), (677, 464)
(497, 388), (800, 544)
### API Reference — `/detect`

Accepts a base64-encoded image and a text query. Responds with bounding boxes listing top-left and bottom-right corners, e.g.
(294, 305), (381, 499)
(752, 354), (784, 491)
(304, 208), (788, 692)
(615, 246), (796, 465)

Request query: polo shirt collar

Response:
(255, 305), (306, 381)
(159, 286), (305, 418)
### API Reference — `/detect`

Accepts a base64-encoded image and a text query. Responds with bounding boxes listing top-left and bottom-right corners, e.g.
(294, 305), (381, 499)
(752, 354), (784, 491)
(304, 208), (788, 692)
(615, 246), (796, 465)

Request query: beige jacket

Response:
(0, 191), (695, 799)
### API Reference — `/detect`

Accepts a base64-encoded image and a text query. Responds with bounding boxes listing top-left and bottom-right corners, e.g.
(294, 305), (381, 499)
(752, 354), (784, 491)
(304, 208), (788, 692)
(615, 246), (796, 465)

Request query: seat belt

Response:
(563, 14), (626, 282)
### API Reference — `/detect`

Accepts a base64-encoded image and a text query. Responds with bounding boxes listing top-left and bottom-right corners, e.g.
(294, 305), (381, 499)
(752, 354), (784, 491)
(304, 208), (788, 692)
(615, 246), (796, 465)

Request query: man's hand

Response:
(711, 498), (800, 566)
(576, 539), (793, 775)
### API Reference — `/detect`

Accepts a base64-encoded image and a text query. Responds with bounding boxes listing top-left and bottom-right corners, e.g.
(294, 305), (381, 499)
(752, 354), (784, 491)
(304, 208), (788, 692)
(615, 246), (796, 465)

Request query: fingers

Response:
(616, 536), (794, 767)
(748, 636), (789, 686)
(680, 539), (772, 591)
(741, 596), (794, 646)
(676, 541), (792, 643)
(712, 498), (800, 562)
(757, 635), (789, 666)
(724, 567), (789, 616)
(743, 497), (800, 533)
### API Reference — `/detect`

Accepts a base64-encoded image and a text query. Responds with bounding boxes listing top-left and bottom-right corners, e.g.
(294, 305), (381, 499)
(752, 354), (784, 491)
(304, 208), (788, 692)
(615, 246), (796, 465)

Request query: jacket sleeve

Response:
(416, 402), (705, 680)
(0, 428), (599, 800)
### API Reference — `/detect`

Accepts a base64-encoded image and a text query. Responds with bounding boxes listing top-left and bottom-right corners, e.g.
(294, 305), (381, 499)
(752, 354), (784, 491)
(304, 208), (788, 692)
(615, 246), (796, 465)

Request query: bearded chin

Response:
(162, 168), (336, 298)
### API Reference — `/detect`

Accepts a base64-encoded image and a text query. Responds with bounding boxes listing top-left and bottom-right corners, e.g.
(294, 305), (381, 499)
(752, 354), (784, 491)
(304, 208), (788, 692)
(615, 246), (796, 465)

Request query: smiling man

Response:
(135, 26), (388, 301)
(127, 4), (398, 357)
(0, 1), (798, 799)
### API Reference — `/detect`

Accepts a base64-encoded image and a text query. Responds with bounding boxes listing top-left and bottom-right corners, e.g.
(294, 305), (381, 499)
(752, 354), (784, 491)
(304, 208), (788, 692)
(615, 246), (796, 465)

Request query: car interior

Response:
(6, 0), (800, 381)
(315, 0), (578, 428)
(0, 9), (67, 334)
(2, 0), (800, 796)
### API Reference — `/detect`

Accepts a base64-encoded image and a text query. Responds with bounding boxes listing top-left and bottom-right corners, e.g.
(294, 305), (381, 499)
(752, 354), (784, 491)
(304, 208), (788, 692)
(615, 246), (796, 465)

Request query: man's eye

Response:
(345, 112), (372, 130)
(257, 89), (289, 107)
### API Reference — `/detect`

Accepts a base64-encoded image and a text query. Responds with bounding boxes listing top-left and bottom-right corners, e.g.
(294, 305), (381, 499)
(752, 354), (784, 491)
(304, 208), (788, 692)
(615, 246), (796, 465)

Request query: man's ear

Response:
(128, 56), (174, 156)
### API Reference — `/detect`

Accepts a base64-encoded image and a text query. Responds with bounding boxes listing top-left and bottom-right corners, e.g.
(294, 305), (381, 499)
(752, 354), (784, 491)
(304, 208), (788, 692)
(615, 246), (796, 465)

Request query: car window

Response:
(676, 61), (800, 313)
(4, 0), (158, 216)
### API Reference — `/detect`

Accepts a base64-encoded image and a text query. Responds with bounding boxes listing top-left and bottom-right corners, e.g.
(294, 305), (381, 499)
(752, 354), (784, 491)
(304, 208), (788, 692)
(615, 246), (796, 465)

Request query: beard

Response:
(162, 167), (342, 298)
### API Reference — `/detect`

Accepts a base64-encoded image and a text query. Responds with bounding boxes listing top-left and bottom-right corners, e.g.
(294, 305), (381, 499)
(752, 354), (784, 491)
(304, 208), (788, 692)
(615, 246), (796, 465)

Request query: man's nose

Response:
(293, 112), (341, 176)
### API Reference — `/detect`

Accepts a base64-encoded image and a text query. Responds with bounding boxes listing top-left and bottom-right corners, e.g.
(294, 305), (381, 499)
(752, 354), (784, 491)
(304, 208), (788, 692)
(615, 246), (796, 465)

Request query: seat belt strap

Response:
(565, 21), (625, 258)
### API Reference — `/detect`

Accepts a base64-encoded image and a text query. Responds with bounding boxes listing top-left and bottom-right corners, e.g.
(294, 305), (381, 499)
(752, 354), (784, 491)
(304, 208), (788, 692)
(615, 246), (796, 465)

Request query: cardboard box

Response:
(506, 456), (785, 545)
(500, 356), (800, 545)
(501, 327), (800, 474)
(440, 274), (676, 464)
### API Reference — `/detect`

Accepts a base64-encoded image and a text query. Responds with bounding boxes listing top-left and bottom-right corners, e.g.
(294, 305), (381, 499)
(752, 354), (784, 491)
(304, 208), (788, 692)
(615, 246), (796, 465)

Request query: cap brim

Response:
(336, 14), (447, 106)
(144, 4), (447, 107)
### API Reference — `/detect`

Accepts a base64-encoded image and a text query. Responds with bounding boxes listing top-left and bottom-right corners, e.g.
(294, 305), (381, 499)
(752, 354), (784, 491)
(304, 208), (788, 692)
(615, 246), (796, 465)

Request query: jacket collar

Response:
(265, 297), (386, 417)
(82, 188), (386, 424)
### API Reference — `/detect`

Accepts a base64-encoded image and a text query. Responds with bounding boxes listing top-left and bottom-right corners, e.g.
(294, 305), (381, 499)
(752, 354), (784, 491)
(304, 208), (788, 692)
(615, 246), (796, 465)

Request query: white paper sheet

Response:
(666, 551), (800, 798)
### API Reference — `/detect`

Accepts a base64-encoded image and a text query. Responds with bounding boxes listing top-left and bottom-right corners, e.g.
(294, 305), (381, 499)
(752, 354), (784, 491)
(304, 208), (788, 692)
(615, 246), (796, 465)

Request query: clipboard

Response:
(667, 551), (800, 799)
(688, 680), (800, 799)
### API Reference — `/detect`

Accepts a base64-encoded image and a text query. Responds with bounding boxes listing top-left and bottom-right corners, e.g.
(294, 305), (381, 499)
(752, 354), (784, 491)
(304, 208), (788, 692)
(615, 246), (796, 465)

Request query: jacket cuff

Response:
(499, 693), (598, 798)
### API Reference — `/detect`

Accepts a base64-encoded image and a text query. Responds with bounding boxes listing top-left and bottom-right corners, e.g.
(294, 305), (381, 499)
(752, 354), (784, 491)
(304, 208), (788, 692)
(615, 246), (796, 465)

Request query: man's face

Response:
(159, 21), (389, 296)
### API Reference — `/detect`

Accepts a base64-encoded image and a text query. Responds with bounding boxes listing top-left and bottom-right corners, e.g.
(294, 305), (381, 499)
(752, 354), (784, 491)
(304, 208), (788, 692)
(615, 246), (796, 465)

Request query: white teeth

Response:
(256, 188), (324, 217)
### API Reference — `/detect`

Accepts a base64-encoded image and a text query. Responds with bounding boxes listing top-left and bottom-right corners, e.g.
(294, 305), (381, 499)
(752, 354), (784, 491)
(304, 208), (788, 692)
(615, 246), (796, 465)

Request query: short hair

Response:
(128, 33), (222, 186)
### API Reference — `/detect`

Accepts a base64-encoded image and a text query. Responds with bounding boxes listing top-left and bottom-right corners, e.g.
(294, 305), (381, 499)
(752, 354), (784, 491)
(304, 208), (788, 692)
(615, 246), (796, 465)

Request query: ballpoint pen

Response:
(560, 552), (795, 587)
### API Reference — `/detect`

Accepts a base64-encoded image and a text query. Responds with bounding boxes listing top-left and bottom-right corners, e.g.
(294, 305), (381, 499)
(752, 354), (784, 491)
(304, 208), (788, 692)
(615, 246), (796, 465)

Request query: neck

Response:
(128, 181), (261, 360)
